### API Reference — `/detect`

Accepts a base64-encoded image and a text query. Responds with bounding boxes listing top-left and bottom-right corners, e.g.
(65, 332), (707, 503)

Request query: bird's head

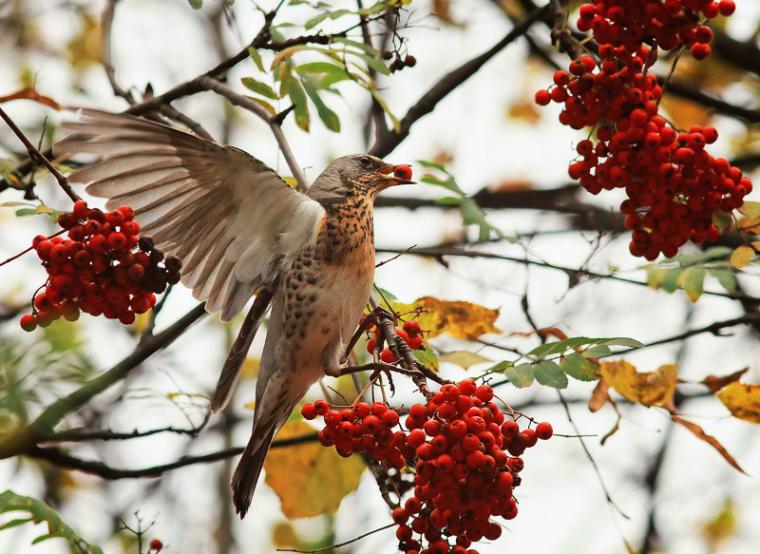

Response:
(308, 154), (415, 205)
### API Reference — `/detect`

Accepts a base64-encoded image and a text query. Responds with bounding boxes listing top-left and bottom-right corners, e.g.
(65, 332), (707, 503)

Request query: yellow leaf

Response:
(391, 296), (500, 340)
(716, 382), (760, 423)
(272, 521), (299, 548)
(66, 14), (102, 69)
(671, 415), (746, 474)
(439, 350), (492, 369)
(264, 420), (365, 518)
(239, 357), (261, 380)
(701, 498), (737, 548)
(729, 245), (754, 269)
(600, 361), (677, 407)
(132, 310), (152, 335)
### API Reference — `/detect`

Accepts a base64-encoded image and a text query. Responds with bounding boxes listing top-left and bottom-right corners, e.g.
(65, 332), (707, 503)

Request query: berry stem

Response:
(0, 229), (65, 268)
(0, 106), (81, 202)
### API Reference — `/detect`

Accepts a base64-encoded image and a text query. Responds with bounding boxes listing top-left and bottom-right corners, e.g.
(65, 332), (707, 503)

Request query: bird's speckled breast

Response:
(278, 193), (376, 377)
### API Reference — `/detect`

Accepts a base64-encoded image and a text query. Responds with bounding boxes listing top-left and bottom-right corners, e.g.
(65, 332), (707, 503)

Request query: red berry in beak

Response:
(393, 164), (413, 181)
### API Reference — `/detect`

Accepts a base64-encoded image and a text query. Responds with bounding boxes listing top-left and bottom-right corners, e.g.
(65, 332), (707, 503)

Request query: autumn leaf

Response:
(701, 498), (737, 548)
(600, 361), (677, 407)
(272, 521), (299, 548)
(700, 368), (748, 394)
(263, 420), (365, 518)
(729, 245), (754, 268)
(239, 357), (261, 380)
(391, 296), (500, 340)
(671, 415), (747, 474)
(588, 378), (610, 412)
(0, 87), (61, 110)
(716, 382), (760, 423)
(66, 14), (102, 69)
(439, 350), (492, 369)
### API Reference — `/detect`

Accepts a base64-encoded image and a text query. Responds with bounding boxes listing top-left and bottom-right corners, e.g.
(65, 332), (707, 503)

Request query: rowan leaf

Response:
(439, 350), (492, 369)
(561, 353), (600, 381)
(533, 360), (568, 389)
(0, 491), (103, 553)
(413, 344), (439, 371)
(241, 77), (278, 99)
(504, 363), (534, 388)
(600, 361), (677, 407)
(681, 266), (706, 302)
(671, 415), (747, 474)
(700, 368), (748, 394)
(263, 420), (365, 518)
(729, 245), (754, 269)
(716, 382), (760, 423)
(391, 296), (500, 340)
(588, 378), (610, 412)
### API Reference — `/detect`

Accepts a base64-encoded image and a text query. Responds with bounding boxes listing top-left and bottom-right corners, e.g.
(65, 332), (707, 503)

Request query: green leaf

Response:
(285, 76), (310, 131)
(370, 90), (399, 132)
(595, 337), (644, 348)
(248, 46), (265, 72)
(303, 83), (340, 132)
(534, 360), (568, 388)
(435, 196), (463, 206)
(352, 52), (390, 75)
(710, 268), (737, 292)
(420, 175), (464, 195)
(304, 9), (352, 30)
(241, 77), (278, 99)
(0, 491), (103, 554)
(561, 353), (600, 381)
(414, 344), (439, 371)
(0, 517), (34, 530)
(15, 208), (36, 217)
(486, 360), (513, 374)
(681, 266), (706, 302)
(187, 0), (202, 8)
(585, 344), (611, 358)
(504, 363), (534, 388)
(332, 37), (380, 56)
(661, 267), (684, 293)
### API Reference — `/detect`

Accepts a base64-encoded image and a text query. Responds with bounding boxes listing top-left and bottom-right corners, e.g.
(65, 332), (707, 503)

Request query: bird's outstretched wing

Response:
(54, 109), (325, 321)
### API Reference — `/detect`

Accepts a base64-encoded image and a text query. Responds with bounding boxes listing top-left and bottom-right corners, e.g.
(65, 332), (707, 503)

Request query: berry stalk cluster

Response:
(302, 381), (553, 554)
(20, 201), (180, 330)
(366, 319), (426, 363)
(535, 0), (750, 259)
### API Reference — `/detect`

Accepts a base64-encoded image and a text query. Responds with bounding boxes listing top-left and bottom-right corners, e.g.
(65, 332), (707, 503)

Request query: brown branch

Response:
(369, 5), (548, 157)
(0, 304), (208, 459)
(276, 522), (395, 553)
(375, 245), (760, 303)
(0, 106), (80, 202)
(26, 433), (318, 480)
(198, 77), (308, 190)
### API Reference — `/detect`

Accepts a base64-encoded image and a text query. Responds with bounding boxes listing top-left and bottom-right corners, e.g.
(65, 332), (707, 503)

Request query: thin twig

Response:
(276, 522), (395, 553)
(0, 106), (80, 202)
(197, 76), (309, 190)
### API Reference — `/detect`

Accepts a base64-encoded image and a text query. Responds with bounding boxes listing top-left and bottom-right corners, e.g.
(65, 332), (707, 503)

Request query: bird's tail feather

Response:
(231, 417), (279, 518)
(210, 288), (273, 413)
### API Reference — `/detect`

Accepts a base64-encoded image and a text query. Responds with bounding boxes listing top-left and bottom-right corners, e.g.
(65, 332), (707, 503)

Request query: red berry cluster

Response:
(19, 200), (181, 331)
(303, 400), (407, 467)
(303, 381), (554, 554)
(367, 320), (425, 364)
(535, 0), (751, 260)
(576, 0), (736, 59)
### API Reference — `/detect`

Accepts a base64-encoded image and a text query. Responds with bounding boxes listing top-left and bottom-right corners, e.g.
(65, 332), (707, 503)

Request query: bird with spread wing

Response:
(54, 109), (414, 517)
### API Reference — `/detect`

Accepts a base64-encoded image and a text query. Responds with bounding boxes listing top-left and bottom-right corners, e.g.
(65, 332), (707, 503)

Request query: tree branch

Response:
(198, 76), (308, 190)
(26, 433), (318, 480)
(0, 304), (208, 459)
(369, 5), (548, 157)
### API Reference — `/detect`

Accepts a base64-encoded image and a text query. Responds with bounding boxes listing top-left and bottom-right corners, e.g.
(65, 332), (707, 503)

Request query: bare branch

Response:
(369, 5), (548, 157)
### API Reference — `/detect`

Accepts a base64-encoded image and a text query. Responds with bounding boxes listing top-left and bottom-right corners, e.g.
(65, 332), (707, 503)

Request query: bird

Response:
(54, 108), (415, 517)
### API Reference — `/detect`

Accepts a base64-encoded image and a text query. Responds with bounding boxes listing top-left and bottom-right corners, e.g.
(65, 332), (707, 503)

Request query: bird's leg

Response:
(339, 307), (383, 365)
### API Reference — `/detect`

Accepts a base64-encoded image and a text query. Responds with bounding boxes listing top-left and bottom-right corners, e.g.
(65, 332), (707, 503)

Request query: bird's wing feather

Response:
(55, 109), (325, 320)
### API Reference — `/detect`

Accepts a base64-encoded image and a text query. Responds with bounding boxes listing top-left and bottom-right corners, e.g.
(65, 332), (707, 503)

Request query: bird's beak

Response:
(377, 164), (415, 186)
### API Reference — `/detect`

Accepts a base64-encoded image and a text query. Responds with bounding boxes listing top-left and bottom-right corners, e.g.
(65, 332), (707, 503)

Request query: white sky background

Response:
(1, 0), (760, 553)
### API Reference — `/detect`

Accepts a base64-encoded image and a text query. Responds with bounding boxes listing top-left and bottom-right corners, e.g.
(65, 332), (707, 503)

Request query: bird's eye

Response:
(358, 156), (371, 167)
